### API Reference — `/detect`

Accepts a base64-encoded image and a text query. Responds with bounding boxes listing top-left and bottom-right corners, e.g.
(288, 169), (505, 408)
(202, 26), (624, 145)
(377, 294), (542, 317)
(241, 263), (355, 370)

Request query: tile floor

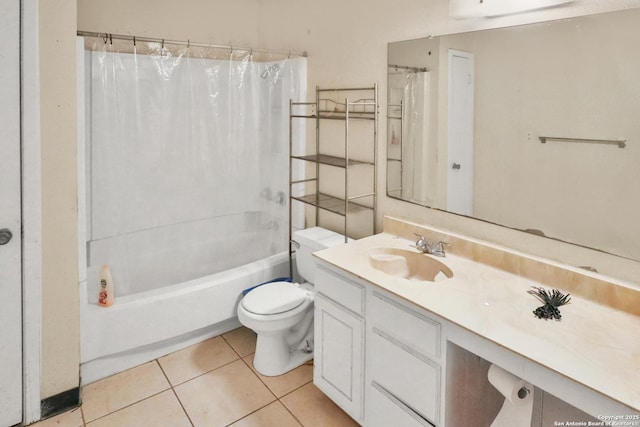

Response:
(31, 327), (358, 427)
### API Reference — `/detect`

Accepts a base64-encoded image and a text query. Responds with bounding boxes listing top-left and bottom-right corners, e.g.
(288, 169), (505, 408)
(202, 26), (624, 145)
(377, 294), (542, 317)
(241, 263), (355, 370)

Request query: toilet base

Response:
(253, 328), (314, 376)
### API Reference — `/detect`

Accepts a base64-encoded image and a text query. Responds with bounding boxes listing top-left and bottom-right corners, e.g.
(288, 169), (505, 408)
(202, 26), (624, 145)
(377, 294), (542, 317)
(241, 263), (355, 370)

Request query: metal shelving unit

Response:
(386, 99), (403, 199)
(289, 85), (378, 255)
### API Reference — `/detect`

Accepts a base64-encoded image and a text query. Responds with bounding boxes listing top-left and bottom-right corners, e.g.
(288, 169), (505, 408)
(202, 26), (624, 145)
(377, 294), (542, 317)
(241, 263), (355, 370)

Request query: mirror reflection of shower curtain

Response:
(83, 39), (306, 299)
(388, 70), (432, 205)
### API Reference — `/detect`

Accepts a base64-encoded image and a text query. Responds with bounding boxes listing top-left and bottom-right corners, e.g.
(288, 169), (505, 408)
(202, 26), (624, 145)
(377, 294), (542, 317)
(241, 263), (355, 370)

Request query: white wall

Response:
(443, 11), (640, 260)
(40, 0), (80, 399)
(254, 0), (640, 282)
(76, 0), (640, 280)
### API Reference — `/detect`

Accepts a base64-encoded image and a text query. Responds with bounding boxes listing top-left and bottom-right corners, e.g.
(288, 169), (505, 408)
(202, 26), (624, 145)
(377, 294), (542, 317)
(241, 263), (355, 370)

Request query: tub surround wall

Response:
(314, 216), (640, 413)
(85, 212), (280, 299)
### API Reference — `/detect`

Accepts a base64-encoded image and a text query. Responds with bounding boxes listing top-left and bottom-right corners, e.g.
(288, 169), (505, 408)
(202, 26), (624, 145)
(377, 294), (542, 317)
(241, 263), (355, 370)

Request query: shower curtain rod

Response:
(77, 30), (308, 58)
(388, 64), (428, 72)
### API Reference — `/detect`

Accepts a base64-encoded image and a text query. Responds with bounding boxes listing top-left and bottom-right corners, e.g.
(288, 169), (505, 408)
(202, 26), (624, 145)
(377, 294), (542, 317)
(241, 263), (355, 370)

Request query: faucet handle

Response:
(413, 233), (430, 253)
(432, 241), (450, 256)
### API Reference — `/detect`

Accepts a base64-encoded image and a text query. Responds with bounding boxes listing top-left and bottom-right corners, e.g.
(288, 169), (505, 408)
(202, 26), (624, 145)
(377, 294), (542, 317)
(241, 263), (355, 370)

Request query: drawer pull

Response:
(371, 381), (436, 427)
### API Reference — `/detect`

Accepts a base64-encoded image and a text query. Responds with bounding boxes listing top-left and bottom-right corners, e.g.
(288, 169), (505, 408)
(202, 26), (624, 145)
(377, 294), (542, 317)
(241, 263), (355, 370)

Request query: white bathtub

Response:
(80, 251), (289, 385)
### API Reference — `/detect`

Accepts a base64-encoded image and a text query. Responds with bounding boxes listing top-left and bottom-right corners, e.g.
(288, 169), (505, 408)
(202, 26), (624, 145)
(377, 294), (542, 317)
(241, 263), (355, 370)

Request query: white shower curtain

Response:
(83, 38), (306, 299)
(387, 70), (432, 205)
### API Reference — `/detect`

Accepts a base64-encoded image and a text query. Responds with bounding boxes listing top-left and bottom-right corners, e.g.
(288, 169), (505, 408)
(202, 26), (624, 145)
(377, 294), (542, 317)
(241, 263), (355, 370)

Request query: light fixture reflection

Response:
(449, 0), (574, 19)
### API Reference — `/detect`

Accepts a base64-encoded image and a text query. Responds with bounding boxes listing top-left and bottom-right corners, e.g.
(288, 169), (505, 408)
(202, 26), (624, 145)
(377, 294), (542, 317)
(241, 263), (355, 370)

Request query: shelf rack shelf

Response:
(291, 154), (374, 168)
(291, 192), (374, 216)
(288, 85), (378, 256)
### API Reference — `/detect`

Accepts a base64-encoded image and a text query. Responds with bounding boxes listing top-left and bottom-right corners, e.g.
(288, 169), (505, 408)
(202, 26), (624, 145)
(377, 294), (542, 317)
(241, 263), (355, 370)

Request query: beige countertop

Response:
(314, 232), (640, 412)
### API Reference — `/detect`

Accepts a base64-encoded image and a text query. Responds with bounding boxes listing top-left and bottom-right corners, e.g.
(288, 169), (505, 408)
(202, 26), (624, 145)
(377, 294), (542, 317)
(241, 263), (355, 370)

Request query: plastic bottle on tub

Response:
(98, 264), (114, 307)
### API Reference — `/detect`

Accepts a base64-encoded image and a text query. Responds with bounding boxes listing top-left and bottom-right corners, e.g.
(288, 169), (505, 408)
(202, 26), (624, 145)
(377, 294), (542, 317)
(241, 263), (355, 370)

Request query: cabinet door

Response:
(314, 293), (365, 423)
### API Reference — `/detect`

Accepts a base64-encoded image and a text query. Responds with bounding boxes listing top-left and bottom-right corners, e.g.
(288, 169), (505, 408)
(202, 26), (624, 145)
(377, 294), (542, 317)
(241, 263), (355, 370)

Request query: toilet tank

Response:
(292, 227), (350, 284)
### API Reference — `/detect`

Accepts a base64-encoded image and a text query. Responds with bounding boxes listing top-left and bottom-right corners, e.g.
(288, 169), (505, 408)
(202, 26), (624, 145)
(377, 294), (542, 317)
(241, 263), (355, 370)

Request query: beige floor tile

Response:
(175, 359), (276, 427)
(243, 354), (313, 398)
(223, 327), (257, 357)
(30, 407), (84, 427)
(280, 383), (359, 427)
(82, 361), (170, 422)
(86, 390), (191, 427)
(158, 336), (239, 385)
(230, 401), (302, 427)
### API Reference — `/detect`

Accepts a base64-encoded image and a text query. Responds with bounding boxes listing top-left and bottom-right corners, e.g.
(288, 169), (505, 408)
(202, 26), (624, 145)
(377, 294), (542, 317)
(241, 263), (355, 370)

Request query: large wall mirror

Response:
(387, 8), (640, 262)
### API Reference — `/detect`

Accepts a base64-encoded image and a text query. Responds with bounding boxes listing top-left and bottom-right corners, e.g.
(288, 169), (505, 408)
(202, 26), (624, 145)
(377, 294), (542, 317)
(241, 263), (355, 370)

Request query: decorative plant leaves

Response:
(528, 286), (571, 320)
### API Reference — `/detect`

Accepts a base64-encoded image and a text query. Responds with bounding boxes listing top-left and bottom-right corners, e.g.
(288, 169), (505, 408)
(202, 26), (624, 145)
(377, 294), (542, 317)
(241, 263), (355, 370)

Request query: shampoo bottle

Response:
(98, 264), (114, 307)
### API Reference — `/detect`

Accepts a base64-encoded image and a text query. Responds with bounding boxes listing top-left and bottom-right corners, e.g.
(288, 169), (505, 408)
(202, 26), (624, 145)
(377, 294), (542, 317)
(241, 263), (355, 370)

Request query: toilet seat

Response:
(241, 282), (309, 315)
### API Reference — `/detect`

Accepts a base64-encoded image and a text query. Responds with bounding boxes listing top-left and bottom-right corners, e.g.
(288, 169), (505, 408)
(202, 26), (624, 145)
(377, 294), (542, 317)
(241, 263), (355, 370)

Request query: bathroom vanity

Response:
(312, 217), (640, 426)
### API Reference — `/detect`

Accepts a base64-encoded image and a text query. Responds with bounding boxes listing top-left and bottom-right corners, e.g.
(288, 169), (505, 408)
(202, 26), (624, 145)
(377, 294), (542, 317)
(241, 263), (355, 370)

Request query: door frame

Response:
(21, 0), (43, 423)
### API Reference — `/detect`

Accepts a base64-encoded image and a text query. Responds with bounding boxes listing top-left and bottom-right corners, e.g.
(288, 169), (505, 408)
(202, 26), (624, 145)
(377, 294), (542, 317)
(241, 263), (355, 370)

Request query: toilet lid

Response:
(241, 282), (308, 315)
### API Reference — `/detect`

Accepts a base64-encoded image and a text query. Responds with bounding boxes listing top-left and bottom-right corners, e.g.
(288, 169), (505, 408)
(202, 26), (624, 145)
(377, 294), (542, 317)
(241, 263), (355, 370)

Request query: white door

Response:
(447, 50), (474, 216)
(0, 0), (24, 425)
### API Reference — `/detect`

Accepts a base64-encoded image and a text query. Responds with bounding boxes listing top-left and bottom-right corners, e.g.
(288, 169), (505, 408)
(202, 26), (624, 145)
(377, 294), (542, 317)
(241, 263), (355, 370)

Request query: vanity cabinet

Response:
(313, 261), (445, 426)
(366, 290), (443, 427)
(313, 265), (366, 424)
(313, 224), (640, 423)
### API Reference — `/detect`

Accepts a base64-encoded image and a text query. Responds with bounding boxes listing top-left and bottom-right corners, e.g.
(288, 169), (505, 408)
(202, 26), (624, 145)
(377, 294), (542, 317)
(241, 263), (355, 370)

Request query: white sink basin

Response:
(367, 248), (454, 282)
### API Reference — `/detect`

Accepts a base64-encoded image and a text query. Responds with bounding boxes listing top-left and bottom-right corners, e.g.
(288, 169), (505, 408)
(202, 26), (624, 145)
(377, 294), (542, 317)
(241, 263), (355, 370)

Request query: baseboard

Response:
(40, 387), (81, 419)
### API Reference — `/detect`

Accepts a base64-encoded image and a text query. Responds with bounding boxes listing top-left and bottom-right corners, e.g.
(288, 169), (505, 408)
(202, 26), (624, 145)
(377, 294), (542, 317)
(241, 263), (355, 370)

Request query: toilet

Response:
(237, 227), (347, 376)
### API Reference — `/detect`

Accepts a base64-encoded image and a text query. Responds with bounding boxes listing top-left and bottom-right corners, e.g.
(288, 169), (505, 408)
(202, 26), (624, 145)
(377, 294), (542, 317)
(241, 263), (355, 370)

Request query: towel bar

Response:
(538, 136), (626, 148)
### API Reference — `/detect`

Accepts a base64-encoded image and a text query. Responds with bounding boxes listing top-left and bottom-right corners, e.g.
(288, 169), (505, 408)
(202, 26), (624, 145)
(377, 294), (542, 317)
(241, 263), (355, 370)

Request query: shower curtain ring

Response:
(109, 33), (113, 45)
(187, 39), (190, 49)
(161, 39), (165, 49)
(133, 36), (136, 47)
(103, 33), (108, 44)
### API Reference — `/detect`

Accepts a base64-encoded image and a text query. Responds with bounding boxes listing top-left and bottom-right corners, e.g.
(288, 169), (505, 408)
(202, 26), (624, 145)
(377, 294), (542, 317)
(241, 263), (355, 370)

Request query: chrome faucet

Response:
(413, 233), (449, 257)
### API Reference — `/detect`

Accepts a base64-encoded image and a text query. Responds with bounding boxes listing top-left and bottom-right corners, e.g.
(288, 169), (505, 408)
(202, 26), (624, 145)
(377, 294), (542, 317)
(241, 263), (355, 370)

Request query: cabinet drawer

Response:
(370, 329), (440, 424)
(315, 264), (364, 315)
(367, 382), (435, 427)
(370, 291), (441, 359)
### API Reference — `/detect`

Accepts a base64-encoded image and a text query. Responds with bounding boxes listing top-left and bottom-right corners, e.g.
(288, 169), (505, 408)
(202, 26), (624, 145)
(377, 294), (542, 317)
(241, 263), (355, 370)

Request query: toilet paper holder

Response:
(488, 364), (535, 427)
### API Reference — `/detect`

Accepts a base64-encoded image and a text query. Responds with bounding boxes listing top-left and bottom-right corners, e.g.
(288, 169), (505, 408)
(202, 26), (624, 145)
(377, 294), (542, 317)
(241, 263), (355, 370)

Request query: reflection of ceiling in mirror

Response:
(387, 8), (640, 263)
